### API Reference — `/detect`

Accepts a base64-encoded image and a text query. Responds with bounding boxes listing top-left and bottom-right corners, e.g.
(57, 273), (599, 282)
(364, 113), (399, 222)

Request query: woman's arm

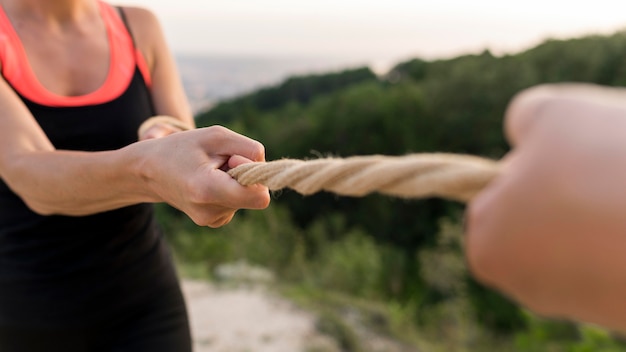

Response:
(466, 83), (626, 332)
(120, 6), (196, 139)
(0, 75), (269, 227)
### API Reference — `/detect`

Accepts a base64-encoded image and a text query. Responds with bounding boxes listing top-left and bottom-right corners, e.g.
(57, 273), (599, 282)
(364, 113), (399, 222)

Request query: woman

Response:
(0, 0), (270, 351)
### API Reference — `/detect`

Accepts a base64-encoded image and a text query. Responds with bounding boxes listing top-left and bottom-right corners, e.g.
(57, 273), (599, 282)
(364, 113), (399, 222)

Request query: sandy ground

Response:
(181, 280), (337, 352)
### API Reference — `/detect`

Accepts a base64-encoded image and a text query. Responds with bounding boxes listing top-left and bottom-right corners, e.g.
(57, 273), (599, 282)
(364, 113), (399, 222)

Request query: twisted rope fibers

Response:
(227, 153), (501, 203)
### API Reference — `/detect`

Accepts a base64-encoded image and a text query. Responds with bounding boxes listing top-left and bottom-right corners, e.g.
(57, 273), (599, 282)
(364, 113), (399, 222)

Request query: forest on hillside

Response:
(160, 31), (626, 351)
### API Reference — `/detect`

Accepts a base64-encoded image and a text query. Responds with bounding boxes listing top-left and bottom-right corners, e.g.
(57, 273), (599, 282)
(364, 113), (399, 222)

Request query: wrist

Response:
(123, 141), (164, 203)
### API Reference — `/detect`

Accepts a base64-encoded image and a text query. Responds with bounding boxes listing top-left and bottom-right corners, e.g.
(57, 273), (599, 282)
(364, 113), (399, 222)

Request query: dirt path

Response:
(181, 279), (337, 352)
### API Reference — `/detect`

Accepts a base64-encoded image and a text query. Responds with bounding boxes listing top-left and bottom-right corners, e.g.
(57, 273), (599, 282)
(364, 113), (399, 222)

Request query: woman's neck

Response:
(0, 0), (98, 25)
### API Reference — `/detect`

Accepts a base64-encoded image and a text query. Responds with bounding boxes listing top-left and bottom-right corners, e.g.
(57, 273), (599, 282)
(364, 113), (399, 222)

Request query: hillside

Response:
(164, 30), (626, 351)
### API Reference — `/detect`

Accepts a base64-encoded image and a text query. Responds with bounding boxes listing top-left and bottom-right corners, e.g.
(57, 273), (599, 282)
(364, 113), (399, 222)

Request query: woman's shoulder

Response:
(113, 4), (166, 72)
(117, 5), (161, 27)
(116, 5), (162, 41)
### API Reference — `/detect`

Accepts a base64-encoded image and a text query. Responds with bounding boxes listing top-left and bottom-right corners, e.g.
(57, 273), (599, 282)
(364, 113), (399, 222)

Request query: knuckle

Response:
(188, 211), (210, 227)
(207, 124), (229, 136)
(239, 187), (270, 210)
(251, 141), (265, 160)
(188, 206), (236, 228)
(207, 213), (235, 228)
(190, 212), (220, 228)
(505, 85), (559, 140)
(255, 191), (271, 209)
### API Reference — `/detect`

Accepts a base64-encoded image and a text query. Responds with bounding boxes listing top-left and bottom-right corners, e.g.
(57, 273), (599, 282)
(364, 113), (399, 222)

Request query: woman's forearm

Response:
(4, 146), (156, 215)
(1, 127), (270, 227)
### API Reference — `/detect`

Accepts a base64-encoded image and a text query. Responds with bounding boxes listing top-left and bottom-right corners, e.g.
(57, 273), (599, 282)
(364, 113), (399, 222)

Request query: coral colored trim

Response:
(0, 1), (151, 107)
(135, 48), (151, 87)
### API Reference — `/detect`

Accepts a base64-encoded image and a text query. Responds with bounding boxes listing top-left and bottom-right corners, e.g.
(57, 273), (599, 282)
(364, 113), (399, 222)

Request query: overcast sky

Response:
(119, 0), (626, 69)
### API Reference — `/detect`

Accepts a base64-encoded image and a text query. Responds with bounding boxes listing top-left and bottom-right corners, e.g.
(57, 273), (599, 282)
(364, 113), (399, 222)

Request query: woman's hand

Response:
(138, 115), (193, 140)
(465, 83), (626, 331)
(134, 125), (270, 228)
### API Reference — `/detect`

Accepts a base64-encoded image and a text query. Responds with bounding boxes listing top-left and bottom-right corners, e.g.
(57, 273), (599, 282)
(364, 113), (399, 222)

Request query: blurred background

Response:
(124, 1), (626, 351)
(122, 0), (626, 113)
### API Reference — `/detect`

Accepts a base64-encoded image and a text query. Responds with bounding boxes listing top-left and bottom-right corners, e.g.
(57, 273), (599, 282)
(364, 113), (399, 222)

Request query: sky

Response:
(119, 0), (626, 71)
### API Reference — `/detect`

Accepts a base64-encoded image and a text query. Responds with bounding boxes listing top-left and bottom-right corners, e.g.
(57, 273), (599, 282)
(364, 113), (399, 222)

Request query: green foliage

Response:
(520, 32), (626, 85)
(159, 205), (626, 351)
(466, 277), (528, 333)
(157, 203), (308, 279)
(513, 314), (626, 352)
(195, 67), (377, 127)
(315, 309), (363, 352)
(306, 221), (382, 297)
(568, 325), (626, 352)
(163, 29), (626, 350)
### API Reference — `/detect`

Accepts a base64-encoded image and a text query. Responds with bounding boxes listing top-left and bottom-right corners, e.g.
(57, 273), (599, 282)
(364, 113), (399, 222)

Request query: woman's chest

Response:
(20, 31), (110, 97)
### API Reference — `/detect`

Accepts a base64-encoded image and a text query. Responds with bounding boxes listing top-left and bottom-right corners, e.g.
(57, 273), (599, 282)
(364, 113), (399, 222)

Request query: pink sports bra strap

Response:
(0, 1), (151, 107)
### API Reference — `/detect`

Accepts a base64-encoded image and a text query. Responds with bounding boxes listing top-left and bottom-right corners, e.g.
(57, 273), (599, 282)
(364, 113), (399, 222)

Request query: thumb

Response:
(227, 155), (258, 170)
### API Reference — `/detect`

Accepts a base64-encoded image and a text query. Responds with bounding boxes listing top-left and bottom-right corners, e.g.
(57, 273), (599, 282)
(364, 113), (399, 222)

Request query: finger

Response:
(206, 212), (236, 228)
(139, 123), (183, 141)
(206, 168), (270, 210)
(464, 151), (528, 285)
(201, 153), (229, 171)
(195, 126), (266, 162)
(504, 83), (626, 147)
(139, 126), (167, 140)
(227, 155), (255, 170)
(504, 84), (559, 147)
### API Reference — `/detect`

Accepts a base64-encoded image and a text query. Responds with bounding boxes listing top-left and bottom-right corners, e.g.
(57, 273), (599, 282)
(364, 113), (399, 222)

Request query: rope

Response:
(227, 153), (501, 203)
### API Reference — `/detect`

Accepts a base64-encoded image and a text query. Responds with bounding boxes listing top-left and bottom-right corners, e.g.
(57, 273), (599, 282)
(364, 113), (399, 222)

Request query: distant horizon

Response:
(173, 26), (626, 75)
(174, 26), (626, 115)
(122, 0), (626, 75)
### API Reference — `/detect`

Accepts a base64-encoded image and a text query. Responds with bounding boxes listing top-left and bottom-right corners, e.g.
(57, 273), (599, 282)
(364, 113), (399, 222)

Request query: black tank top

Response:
(0, 5), (179, 327)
